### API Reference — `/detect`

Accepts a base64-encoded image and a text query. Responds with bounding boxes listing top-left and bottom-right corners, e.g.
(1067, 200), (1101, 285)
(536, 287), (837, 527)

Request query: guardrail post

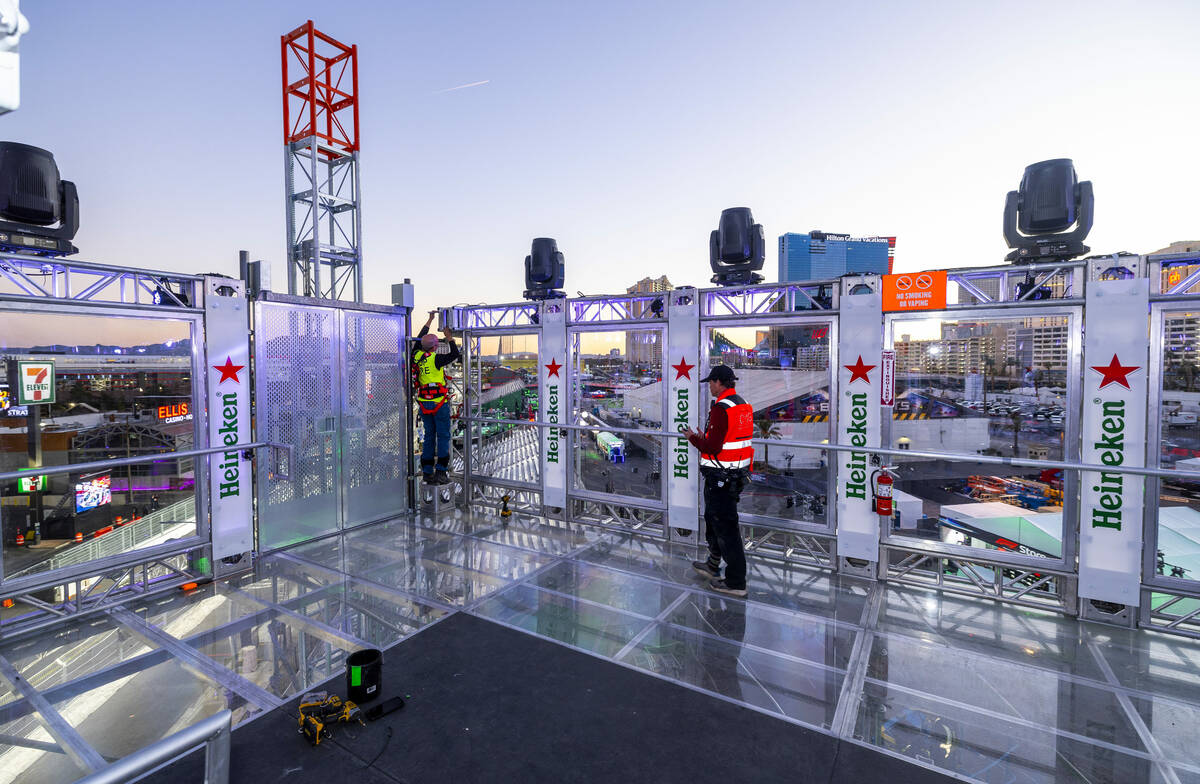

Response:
(204, 712), (232, 784)
(1079, 256), (1149, 626)
(835, 277), (883, 577)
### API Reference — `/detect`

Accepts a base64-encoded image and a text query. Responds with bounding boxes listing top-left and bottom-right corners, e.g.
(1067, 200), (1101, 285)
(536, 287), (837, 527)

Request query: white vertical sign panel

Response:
(1079, 277), (1148, 606)
(836, 291), (883, 561)
(880, 350), (895, 407)
(204, 277), (253, 559)
(540, 300), (568, 508)
(666, 288), (699, 531)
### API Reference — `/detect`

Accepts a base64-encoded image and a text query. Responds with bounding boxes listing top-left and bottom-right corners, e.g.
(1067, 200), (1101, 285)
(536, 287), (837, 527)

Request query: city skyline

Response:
(0, 2), (1194, 320)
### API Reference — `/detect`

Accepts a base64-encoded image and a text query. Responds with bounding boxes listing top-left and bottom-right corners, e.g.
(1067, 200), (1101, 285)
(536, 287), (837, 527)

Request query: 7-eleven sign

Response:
(16, 361), (56, 405)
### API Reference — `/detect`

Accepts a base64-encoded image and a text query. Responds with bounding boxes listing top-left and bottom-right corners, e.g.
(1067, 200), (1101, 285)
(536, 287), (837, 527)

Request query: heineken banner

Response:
(836, 290), (883, 561)
(667, 288), (699, 532)
(204, 276), (254, 559)
(540, 300), (568, 508)
(1080, 276), (1149, 606)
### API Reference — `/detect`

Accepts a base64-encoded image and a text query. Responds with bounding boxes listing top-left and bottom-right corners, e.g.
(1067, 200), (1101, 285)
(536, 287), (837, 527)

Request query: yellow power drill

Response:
(297, 691), (363, 746)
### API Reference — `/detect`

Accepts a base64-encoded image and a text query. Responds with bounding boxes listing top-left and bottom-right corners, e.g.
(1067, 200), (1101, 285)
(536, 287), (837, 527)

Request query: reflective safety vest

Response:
(699, 389), (754, 470)
(415, 351), (449, 414)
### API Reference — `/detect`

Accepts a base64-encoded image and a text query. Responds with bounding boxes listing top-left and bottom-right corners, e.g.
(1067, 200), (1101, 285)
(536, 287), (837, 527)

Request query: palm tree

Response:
(755, 417), (782, 470)
(1010, 409), (1024, 457)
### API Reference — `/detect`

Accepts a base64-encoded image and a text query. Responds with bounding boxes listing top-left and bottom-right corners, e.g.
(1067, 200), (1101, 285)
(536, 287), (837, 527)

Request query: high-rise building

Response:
(777, 232), (893, 282)
(626, 276), (672, 366)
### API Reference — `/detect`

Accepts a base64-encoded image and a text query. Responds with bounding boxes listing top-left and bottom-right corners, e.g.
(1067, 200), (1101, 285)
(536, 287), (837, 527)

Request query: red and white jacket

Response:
(688, 388), (754, 471)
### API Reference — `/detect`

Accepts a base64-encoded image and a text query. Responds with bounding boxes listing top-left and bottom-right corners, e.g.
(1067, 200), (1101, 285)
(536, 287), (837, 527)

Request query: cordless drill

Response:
(297, 691), (363, 746)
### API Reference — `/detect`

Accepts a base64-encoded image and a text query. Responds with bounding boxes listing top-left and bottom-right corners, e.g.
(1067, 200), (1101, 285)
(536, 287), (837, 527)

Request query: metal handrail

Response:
(73, 709), (231, 784)
(459, 414), (1200, 482)
(0, 442), (290, 483)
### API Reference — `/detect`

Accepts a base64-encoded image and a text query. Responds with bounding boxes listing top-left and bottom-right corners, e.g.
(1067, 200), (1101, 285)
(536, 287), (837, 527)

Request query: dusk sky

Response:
(4, 1), (1198, 320)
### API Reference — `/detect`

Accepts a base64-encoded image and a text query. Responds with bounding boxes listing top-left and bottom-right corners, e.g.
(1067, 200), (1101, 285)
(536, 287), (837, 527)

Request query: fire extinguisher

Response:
(872, 469), (893, 519)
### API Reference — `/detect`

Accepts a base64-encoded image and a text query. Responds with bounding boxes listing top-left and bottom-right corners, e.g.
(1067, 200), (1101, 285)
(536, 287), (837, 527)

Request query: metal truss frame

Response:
(0, 551), (200, 640)
(469, 479), (542, 515)
(943, 259), (1086, 306)
(445, 302), (540, 331)
(699, 279), (840, 318)
(0, 252), (201, 308)
(741, 525), (837, 570)
(1148, 251), (1200, 297)
(284, 139), (362, 302)
(568, 497), (665, 537)
(1141, 585), (1200, 638)
(882, 544), (1077, 613)
(569, 292), (669, 325)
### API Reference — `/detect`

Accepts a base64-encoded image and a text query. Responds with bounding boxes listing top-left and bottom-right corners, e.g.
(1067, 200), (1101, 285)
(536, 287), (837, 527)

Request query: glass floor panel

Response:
(866, 632), (1148, 754)
(473, 583), (653, 657)
(0, 713), (87, 784)
(667, 591), (858, 670)
(532, 560), (684, 618)
(6, 509), (1200, 784)
(854, 678), (1165, 784)
(618, 621), (844, 729)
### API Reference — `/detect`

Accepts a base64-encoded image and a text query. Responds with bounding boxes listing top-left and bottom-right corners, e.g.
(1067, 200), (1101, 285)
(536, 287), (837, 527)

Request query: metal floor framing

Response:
(1, 508), (1199, 783)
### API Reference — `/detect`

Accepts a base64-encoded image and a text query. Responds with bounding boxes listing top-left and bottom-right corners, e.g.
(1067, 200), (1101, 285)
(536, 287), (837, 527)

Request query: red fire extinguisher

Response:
(872, 469), (893, 519)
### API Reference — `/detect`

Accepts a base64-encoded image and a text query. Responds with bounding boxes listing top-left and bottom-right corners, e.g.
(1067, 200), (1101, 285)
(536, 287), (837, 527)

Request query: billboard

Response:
(75, 473), (112, 513)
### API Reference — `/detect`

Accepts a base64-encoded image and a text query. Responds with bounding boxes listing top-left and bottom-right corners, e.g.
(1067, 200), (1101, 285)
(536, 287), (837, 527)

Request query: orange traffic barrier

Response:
(74, 531), (83, 543)
(15, 533), (23, 546)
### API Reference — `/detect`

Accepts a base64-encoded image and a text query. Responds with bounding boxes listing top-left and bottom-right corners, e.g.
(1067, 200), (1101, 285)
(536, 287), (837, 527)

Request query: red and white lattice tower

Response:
(281, 21), (362, 302)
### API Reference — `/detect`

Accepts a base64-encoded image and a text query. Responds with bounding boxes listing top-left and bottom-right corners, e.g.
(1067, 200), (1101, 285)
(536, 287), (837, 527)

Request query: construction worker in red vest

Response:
(413, 311), (460, 484)
(683, 364), (754, 597)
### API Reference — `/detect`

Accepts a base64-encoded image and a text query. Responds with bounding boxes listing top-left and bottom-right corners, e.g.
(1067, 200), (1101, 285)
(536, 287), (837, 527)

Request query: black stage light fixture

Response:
(523, 237), (566, 301)
(710, 207), (764, 286)
(1003, 159), (1093, 264)
(0, 142), (79, 257)
(150, 278), (191, 308)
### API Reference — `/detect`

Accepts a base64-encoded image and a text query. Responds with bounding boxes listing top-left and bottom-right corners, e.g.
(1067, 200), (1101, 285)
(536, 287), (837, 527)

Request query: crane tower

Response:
(281, 21), (362, 302)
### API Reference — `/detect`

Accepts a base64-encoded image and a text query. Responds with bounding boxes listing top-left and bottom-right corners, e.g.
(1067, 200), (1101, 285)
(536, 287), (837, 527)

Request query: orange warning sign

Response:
(882, 270), (947, 312)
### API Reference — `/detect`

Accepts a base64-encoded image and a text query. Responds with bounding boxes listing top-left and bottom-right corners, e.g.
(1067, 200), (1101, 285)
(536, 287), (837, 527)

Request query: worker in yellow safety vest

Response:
(412, 311), (460, 484)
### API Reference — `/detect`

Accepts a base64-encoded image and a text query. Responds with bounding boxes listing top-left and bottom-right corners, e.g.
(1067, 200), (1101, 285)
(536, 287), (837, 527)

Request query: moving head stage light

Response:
(1003, 158), (1093, 264)
(523, 237), (566, 301)
(710, 207), (764, 286)
(0, 142), (79, 257)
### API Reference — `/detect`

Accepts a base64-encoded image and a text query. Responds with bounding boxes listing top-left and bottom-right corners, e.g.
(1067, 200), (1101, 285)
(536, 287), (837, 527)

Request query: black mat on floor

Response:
(141, 612), (955, 784)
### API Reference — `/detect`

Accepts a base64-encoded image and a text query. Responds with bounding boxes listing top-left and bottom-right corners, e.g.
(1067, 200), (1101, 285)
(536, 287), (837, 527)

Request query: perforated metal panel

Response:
(342, 311), (407, 527)
(255, 302), (341, 549)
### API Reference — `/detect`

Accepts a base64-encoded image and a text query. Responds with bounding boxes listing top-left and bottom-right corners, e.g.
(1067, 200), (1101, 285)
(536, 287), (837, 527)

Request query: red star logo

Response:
(844, 355), (876, 384)
(213, 357), (245, 385)
(545, 358), (562, 378)
(671, 357), (695, 380)
(1091, 354), (1139, 390)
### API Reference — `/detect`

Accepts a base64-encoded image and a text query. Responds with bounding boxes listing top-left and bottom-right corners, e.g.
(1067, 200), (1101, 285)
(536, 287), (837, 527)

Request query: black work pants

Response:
(703, 472), (747, 589)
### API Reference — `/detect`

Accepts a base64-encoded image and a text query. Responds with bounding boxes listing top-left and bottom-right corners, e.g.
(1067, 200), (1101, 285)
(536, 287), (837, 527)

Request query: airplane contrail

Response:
(436, 80), (490, 94)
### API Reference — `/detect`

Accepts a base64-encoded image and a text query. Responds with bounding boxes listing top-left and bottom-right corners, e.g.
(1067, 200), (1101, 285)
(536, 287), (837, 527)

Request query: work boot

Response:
(707, 578), (747, 598)
(434, 471), (451, 485)
(692, 560), (720, 580)
(422, 473), (436, 484)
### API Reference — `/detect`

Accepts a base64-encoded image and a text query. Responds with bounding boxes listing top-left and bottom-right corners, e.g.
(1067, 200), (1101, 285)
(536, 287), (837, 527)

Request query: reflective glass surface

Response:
(704, 322), (833, 526)
(3, 508), (1200, 784)
(887, 313), (1075, 560)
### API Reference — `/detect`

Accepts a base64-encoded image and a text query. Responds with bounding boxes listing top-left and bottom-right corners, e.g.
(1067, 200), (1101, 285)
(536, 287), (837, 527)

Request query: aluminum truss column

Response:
(834, 276), (883, 576)
(1079, 256), (1150, 625)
